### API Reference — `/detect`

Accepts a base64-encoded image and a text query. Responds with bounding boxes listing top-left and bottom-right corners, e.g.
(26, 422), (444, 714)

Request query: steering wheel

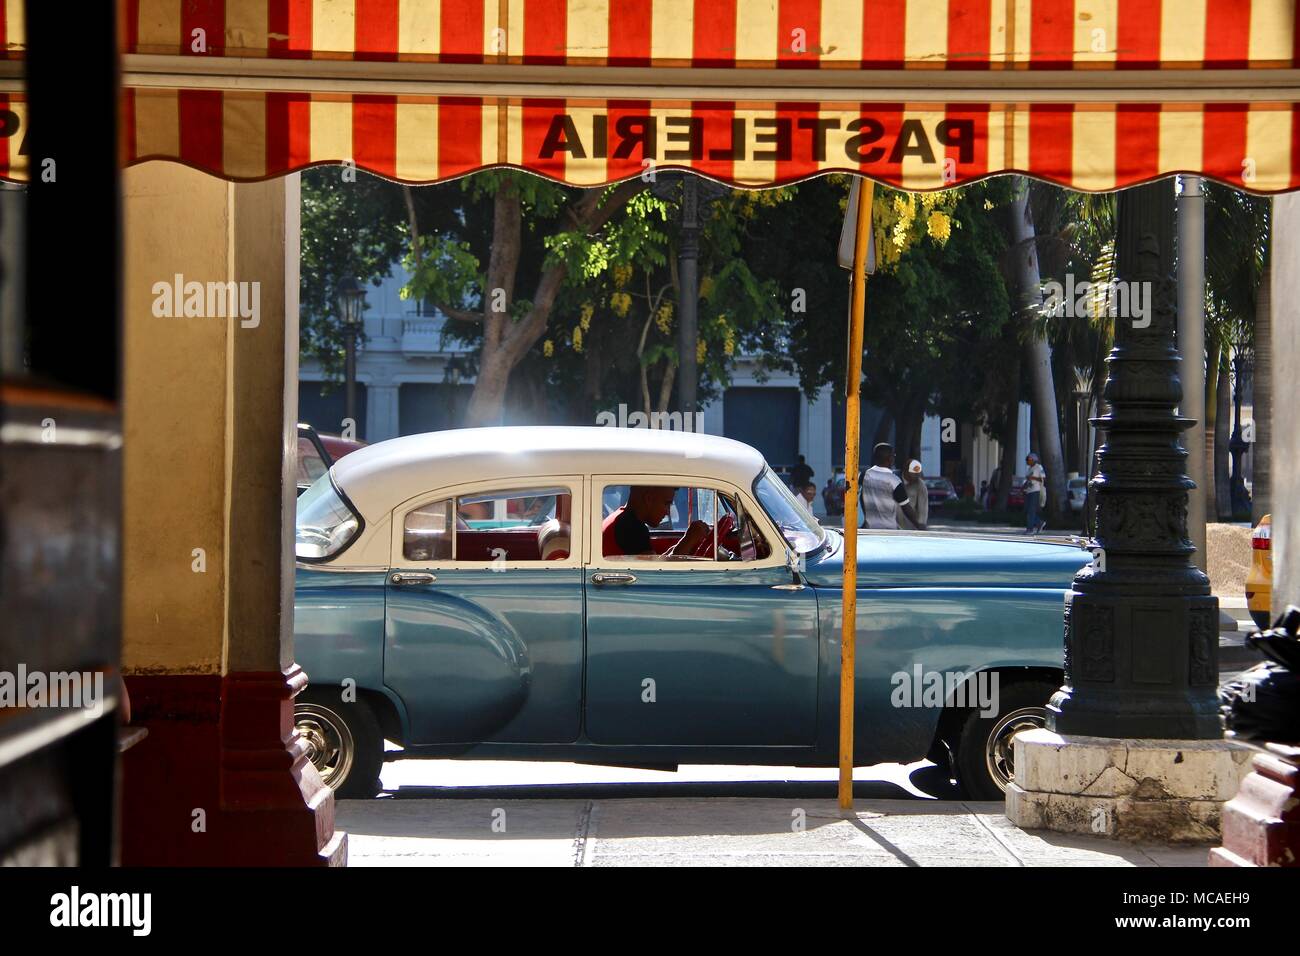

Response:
(686, 514), (739, 559)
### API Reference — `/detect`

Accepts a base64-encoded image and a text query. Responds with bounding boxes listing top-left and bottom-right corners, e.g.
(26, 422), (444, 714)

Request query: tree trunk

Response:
(1214, 357), (1232, 519)
(872, 408), (894, 447)
(1252, 264), (1272, 522)
(458, 178), (642, 426)
(1008, 179), (1068, 526)
(994, 406), (1019, 512)
(1204, 339), (1220, 522)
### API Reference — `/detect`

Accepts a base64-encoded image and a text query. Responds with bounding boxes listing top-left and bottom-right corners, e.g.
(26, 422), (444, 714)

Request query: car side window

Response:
(403, 498), (452, 562)
(403, 486), (573, 563)
(600, 483), (770, 562)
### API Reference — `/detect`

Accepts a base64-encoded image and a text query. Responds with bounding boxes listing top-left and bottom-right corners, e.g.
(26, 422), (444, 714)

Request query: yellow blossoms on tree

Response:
(579, 301), (595, 326)
(655, 301), (673, 335)
(542, 339), (554, 358)
(612, 263), (633, 289)
(572, 326), (583, 353)
(926, 210), (952, 244)
(609, 292), (632, 317)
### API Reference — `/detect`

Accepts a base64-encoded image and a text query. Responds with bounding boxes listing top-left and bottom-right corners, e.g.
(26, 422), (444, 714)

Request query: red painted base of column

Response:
(121, 665), (345, 866)
(1210, 744), (1300, 868)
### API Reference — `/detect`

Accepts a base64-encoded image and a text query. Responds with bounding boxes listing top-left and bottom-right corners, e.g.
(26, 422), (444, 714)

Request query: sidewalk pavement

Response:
(334, 797), (1211, 867)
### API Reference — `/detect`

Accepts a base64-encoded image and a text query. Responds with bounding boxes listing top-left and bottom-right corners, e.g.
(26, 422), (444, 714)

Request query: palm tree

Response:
(1005, 178), (1067, 525)
(1028, 184), (1117, 523)
(1204, 184), (1271, 520)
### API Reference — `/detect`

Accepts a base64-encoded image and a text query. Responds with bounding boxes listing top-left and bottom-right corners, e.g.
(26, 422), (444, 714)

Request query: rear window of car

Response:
(296, 475), (363, 562)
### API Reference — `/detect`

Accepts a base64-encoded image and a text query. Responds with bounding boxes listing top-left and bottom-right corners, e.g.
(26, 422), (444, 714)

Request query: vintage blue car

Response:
(293, 426), (1090, 799)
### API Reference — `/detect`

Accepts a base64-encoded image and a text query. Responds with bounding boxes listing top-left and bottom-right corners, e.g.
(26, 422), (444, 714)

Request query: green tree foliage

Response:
(299, 169), (409, 381)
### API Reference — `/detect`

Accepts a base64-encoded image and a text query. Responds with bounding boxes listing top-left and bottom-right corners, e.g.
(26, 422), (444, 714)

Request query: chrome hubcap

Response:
(294, 704), (354, 789)
(985, 706), (1048, 792)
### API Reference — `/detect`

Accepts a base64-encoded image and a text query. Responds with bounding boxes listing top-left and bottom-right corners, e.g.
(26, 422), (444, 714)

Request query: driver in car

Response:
(604, 486), (711, 558)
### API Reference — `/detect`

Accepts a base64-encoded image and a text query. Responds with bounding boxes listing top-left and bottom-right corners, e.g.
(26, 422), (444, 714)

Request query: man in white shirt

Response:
(860, 443), (925, 530)
(1023, 452), (1047, 534)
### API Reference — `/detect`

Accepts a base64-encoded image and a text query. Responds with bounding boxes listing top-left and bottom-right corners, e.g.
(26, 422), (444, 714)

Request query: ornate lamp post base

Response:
(1007, 179), (1248, 843)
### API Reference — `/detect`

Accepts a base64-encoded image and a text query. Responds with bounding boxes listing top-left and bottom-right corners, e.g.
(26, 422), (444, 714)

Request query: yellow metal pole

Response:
(838, 177), (873, 812)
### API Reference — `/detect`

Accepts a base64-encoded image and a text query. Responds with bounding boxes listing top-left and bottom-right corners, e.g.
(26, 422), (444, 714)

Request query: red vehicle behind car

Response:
(1007, 476), (1026, 509)
(297, 423), (367, 495)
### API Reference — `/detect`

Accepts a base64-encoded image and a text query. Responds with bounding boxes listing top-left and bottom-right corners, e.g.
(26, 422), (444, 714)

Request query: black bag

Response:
(1220, 606), (1300, 743)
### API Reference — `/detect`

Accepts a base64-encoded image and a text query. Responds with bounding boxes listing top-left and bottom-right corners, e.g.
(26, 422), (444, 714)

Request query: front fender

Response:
(817, 586), (1068, 764)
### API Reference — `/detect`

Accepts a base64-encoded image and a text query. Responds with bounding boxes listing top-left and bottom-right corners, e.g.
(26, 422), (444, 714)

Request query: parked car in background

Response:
(1066, 476), (1087, 513)
(296, 422), (367, 496)
(293, 426), (1090, 801)
(924, 477), (958, 507)
(1246, 514), (1272, 629)
(1008, 476), (1026, 509)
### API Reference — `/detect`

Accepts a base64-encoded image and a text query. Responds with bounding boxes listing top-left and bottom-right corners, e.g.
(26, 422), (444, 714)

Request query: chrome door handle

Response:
(591, 572), (636, 586)
(390, 571), (436, 586)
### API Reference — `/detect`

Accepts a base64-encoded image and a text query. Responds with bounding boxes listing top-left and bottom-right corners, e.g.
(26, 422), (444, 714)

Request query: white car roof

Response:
(331, 426), (769, 518)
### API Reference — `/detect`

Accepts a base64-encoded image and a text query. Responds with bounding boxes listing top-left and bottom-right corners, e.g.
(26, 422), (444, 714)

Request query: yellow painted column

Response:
(119, 163), (338, 866)
(838, 178), (873, 811)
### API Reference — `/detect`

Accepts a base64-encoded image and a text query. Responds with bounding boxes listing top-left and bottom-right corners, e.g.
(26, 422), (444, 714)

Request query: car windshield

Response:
(296, 474), (362, 561)
(755, 466), (826, 555)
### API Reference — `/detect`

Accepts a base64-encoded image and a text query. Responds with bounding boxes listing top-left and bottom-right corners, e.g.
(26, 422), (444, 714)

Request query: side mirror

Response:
(786, 547), (805, 582)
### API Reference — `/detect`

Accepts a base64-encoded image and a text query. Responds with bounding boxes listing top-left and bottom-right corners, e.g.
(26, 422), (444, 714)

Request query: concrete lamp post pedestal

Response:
(1007, 731), (1252, 842)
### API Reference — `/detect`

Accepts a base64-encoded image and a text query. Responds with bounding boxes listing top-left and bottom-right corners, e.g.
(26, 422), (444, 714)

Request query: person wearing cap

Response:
(860, 443), (925, 530)
(897, 459), (929, 530)
(1023, 452), (1047, 534)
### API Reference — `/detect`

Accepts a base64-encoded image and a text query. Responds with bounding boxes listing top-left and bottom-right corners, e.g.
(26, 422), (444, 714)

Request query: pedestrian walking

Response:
(1023, 452), (1047, 534)
(798, 482), (819, 518)
(860, 443), (925, 530)
(898, 459), (929, 530)
(822, 476), (841, 517)
(790, 454), (814, 492)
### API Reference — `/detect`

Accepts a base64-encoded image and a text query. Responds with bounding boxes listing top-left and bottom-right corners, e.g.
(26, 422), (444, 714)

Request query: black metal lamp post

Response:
(1049, 178), (1221, 740)
(1228, 342), (1253, 515)
(336, 276), (365, 428)
(649, 173), (727, 417)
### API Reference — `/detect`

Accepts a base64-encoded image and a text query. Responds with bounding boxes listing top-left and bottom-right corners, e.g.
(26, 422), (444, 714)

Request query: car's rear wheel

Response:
(293, 692), (384, 799)
(954, 679), (1056, 801)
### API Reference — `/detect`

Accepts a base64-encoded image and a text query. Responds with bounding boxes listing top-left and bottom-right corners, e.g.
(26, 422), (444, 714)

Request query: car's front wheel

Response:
(293, 691), (384, 799)
(954, 678), (1056, 801)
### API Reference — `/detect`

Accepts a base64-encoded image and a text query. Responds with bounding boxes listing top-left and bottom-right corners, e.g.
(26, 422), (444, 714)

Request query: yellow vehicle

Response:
(1246, 514), (1272, 629)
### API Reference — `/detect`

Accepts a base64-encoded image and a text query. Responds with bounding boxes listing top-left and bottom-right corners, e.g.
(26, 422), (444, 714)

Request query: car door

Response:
(583, 475), (819, 746)
(384, 477), (585, 745)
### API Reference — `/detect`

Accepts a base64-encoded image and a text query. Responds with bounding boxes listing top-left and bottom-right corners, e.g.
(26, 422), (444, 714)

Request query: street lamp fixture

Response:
(336, 276), (366, 431)
(443, 354), (462, 387)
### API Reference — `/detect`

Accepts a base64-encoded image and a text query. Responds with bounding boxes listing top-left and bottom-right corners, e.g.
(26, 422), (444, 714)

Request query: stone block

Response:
(1007, 730), (1254, 843)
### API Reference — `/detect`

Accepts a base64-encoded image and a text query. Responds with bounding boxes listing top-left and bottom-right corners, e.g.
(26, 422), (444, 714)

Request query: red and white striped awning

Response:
(4, 1), (1300, 191)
